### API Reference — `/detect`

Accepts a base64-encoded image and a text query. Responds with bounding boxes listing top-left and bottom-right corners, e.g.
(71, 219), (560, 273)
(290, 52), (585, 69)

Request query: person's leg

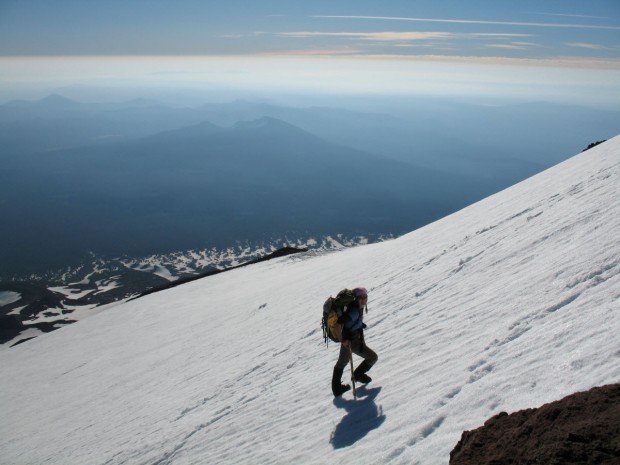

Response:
(360, 344), (378, 368)
(350, 337), (378, 367)
(335, 343), (350, 369)
(332, 343), (352, 396)
(351, 338), (378, 383)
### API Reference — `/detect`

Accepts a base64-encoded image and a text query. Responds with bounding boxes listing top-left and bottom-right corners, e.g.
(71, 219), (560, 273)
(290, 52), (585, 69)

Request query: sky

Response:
(0, 0), (619, 105)
(1, 0), (619, 58)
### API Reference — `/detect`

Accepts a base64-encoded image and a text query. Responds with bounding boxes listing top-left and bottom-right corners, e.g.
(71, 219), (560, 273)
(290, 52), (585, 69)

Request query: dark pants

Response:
(335, 333), (378, 370)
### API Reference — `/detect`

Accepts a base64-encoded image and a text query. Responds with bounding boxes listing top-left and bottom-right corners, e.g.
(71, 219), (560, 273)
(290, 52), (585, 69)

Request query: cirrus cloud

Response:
(274, 31), (453, 41)
(565, 42), (608, 50)
(312, 15), (620, 31)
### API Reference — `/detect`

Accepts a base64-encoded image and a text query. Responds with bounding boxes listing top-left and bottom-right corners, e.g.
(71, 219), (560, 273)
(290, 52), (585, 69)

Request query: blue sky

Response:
(1, 0), (619, 59)
(0, 1), (619, 106)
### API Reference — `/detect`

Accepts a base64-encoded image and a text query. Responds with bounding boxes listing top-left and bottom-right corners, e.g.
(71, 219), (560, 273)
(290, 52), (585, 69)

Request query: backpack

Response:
(321, 289), (356, 346)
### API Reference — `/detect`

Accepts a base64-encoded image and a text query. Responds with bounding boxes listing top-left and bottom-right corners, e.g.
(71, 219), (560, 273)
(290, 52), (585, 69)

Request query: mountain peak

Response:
(39, 94), (76, 106)
(137, 119), (223, 143)
(1, 94), (77, 109)
(233, 116), (294, 130)
(124, 97), (165, 108)
(231, 117), (320, 143)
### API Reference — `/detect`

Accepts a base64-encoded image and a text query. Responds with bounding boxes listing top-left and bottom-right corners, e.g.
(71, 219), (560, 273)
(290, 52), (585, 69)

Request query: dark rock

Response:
(450, 384), (620, 465)
(0, 314), (24, 344)
(582, 140), (606, 152)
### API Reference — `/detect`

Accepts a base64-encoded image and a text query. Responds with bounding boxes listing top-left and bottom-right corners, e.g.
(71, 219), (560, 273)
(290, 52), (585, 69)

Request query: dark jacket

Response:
(338, 302), (366, 340)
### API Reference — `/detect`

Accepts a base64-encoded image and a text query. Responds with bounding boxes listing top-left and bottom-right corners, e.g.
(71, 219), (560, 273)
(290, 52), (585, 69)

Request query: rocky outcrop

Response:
(582, 140), (607, 152)
(450, 384), (620, 465)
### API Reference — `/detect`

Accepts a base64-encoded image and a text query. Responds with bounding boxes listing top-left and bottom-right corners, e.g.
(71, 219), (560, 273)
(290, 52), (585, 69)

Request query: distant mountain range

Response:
(1, 100), (497, 277)
(1, 95), (617, 327)
(3, 94), (617, 167)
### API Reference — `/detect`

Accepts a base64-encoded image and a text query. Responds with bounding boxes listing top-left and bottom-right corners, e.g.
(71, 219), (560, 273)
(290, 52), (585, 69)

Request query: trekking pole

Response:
(349, 345), (357, 399)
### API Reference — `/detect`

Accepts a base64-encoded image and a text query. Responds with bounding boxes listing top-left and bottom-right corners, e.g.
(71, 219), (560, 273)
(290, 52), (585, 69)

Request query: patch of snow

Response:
(48, 286), (95, 300)
(123, 261), (178, 282)
(21, 309), (73, 325)
(0, 291), (21, 307)
(68, 266), (103, 286)
(152, 265), (178, 281)
(94, 281), (121, 295)
(325, 235), (345, 249)
(7, 305), (27, 316)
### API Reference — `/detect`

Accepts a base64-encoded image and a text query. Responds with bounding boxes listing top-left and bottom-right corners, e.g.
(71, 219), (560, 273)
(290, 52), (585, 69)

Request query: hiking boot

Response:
(333, 383), (351, 397)
(354, 373), (372, 384)
(353, 360), (373, 384)
(332, 366), (350, 397)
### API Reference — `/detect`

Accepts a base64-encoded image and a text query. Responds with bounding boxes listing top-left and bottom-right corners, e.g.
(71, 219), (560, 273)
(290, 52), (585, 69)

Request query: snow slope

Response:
(1, 138), (619, 465)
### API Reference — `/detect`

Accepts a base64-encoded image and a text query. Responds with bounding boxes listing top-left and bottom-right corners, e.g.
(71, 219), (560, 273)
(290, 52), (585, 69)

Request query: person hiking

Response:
(330, 287), (378, 397)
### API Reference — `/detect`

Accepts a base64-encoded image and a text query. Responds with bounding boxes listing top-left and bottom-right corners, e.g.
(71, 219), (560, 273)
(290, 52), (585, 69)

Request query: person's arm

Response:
(333, 324), (351, 347)
(337, 312), (352, 347)
(333, 323), (344, 343)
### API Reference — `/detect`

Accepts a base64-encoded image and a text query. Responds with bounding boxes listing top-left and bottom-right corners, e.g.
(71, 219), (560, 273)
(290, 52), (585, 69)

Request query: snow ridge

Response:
(0, 137), (618, 465)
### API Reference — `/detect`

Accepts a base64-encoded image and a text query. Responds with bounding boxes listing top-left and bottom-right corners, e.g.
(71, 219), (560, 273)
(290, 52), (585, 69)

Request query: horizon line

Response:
(2, 54), (620, 69)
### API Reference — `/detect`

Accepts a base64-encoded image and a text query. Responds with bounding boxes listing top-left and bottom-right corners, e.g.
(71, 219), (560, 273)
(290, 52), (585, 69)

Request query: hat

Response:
(353, 287), (368, 298)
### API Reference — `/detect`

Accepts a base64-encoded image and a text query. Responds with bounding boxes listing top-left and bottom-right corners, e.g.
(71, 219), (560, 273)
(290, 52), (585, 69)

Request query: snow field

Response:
(0, 137), (618, 465)
(0, 291), (21, 306)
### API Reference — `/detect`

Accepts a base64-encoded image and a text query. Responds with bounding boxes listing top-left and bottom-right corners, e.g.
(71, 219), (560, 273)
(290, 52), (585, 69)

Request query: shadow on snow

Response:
(330, 386), (385, 449)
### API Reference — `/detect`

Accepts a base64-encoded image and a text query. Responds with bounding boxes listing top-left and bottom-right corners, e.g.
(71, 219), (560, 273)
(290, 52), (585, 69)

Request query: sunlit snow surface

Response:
(1, 138), (619, 465)
(0, 290), (21, 306)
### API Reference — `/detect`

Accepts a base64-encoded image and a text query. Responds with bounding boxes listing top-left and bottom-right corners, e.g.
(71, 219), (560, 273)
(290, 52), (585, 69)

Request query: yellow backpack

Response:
(321, 289), (356, 345)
